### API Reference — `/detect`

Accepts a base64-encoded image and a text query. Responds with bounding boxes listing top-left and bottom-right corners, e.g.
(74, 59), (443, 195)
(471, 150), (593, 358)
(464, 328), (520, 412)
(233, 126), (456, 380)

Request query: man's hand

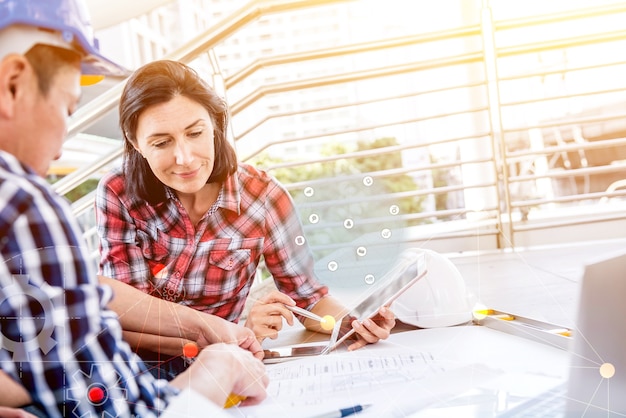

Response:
(171, 343), (268, 407)
(0, 371), (32, 408)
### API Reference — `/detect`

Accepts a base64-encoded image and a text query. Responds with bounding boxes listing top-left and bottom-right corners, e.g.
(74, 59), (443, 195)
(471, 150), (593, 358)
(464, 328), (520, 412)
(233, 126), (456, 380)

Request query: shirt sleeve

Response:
(0, 171), (177, 417)
(261, 177), (328, 309)
(95, 171), (152, 292)
(160, 389), (232, 418)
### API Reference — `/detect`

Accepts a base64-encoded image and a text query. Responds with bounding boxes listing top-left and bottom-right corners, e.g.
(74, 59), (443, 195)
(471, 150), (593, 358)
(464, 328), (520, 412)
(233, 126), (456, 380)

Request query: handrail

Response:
(163, 0), (357, 64)
(225, 25), (481, 88)
(53, 145), (124, 196)
(66, 81), (127, 140)
(230, 52), (484, 115)
(227, 13), (626, 117)
(68, 0), (356, 139)
(240, 101), (490, 161)
(59, 0), (626, 255)
(59, 0), (356, 195)
(502, 113), (626, 134)
(494, 2), (626, 30)
(498, 29), (626, 58)
(507, 137), (626, 160)
(234, 80), (488, 140)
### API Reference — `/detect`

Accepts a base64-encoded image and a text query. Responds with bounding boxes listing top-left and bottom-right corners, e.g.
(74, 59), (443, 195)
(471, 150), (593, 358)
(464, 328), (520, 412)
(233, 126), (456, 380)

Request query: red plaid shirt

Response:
(95, 163), (327, 322)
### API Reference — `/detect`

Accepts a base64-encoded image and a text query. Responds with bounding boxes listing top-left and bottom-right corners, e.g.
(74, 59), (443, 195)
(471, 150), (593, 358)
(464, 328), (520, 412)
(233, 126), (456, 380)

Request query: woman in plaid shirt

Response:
(96, 60), (396, 379)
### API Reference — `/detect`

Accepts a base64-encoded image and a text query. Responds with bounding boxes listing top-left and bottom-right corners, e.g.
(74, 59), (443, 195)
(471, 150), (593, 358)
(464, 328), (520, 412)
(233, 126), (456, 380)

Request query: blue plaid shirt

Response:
(0, 151), (178, 417)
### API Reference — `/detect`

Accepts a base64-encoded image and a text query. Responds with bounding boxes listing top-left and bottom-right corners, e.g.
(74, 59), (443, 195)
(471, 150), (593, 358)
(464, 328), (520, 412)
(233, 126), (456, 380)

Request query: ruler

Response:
(473, 309), (572, 350)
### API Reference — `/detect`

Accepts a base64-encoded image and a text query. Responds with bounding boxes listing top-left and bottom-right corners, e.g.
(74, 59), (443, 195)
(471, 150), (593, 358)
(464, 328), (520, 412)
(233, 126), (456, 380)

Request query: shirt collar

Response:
(220, 169), (241, 215)
(162, 169), (242, 215)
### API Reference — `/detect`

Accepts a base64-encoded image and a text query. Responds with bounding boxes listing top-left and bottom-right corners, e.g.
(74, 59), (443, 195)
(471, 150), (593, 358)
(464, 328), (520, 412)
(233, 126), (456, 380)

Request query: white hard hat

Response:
(392, 248), (474, 328)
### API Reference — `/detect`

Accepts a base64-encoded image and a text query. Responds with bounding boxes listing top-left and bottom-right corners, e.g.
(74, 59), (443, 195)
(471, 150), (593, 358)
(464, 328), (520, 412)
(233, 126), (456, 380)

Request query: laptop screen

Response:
(565, 250), (626, 414)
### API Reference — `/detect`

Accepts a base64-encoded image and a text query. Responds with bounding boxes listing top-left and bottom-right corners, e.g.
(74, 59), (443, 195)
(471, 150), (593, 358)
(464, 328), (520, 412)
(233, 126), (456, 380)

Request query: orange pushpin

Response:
(182, 342), (199, 359)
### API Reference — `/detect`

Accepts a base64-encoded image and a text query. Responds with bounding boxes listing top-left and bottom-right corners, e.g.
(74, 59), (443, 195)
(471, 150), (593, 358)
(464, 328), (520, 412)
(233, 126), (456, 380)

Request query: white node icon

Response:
(599, 362), (615, 379)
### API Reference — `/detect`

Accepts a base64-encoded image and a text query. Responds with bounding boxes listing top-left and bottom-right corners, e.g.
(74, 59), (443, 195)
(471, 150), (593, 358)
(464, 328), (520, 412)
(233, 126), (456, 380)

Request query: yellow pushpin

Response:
(285, 305), (336, 330)
(320, 315), (336, 331)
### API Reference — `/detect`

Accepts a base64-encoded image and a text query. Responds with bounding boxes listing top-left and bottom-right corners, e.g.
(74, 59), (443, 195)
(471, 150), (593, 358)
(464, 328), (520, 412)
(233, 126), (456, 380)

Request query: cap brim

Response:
(81, 53), (130, 78)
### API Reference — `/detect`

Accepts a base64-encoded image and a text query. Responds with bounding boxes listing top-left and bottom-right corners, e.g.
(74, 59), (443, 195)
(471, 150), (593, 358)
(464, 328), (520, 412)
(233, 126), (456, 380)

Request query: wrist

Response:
(176, 305), (205, 341)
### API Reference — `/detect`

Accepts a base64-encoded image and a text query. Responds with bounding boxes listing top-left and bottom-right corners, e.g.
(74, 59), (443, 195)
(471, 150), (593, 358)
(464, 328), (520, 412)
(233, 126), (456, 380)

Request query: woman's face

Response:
(134, 95), (216, 195)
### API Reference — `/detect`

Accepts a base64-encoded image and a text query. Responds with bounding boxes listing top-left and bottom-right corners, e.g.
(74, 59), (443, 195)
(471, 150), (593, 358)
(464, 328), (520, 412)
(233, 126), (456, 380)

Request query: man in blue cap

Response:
(0, 0), (268, 416)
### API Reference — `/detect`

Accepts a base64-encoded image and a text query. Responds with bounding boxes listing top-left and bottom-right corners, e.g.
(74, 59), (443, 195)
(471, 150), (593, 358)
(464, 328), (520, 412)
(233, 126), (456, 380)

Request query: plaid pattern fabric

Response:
(0, 151), (177, 417)
(96, 163), (327, 322)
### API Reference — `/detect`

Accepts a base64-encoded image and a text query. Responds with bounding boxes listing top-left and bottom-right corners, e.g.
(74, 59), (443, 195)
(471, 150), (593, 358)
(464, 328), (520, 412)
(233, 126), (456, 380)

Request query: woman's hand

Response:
(347, 306), (396, 351)
(244, 291), (296, 341)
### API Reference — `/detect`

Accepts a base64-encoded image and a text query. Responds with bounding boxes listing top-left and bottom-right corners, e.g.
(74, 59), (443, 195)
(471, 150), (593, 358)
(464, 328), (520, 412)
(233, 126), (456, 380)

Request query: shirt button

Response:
(228, 258), (234, 268)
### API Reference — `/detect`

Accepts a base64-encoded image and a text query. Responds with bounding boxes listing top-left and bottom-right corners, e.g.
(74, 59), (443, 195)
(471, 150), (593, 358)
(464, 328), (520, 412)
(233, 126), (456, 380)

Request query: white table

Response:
(230, 325), (569, 417)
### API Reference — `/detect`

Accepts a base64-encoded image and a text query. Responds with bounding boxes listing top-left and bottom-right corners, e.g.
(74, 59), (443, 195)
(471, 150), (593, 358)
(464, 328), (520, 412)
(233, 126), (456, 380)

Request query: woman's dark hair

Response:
(119, 60), (237, 204)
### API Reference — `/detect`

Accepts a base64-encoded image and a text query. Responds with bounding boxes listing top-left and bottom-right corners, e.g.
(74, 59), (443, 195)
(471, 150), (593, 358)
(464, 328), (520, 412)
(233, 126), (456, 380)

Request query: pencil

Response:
(284, 304), (324, 322)
(224, 394), (246, 408)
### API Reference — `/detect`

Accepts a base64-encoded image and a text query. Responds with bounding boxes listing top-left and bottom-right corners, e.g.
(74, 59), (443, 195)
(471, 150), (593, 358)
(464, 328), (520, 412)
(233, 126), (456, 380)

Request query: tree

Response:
(251, 137), (423, 261)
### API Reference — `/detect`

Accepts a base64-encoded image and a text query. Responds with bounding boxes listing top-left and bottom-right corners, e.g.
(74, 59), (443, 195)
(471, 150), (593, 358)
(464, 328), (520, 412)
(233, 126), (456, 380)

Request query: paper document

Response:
(228, 327), (569, 418)
(267, 349), (445, 402)
(228, 347), (497, 417)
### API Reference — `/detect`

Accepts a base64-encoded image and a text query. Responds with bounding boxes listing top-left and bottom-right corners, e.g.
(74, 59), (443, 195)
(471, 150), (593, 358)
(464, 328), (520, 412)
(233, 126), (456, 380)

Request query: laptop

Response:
(263, 249), (427, 363)
(499, 250), (626, 417)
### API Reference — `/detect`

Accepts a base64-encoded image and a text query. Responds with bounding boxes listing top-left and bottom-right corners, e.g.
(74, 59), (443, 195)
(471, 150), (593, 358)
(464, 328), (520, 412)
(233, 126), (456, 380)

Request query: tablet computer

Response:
(263, 250), (426, 364)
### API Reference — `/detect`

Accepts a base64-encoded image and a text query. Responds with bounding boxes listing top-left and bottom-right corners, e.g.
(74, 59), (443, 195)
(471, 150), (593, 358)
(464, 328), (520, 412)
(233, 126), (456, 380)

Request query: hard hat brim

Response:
(81, 53), (129, 78)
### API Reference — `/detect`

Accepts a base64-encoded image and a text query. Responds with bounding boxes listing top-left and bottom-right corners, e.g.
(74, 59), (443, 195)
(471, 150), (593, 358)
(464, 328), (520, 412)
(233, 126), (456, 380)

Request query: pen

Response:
(311, 404), (371, 418)
(284, 304), (324, 322)
(284, 305), (337, 330)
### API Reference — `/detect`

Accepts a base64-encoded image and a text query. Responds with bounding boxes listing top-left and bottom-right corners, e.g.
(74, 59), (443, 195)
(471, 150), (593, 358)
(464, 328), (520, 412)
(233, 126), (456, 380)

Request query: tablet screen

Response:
(330, 253), (426, 349)
(261, 250), (425, 362)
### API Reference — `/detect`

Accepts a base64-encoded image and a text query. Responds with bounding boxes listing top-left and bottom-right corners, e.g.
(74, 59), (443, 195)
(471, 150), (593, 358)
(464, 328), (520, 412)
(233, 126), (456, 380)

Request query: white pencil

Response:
(284, 304), (324, 322)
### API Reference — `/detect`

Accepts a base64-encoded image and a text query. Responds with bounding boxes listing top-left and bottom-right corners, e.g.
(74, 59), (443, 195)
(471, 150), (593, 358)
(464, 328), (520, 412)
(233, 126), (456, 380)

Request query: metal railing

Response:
(58, 0), (626, 262)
